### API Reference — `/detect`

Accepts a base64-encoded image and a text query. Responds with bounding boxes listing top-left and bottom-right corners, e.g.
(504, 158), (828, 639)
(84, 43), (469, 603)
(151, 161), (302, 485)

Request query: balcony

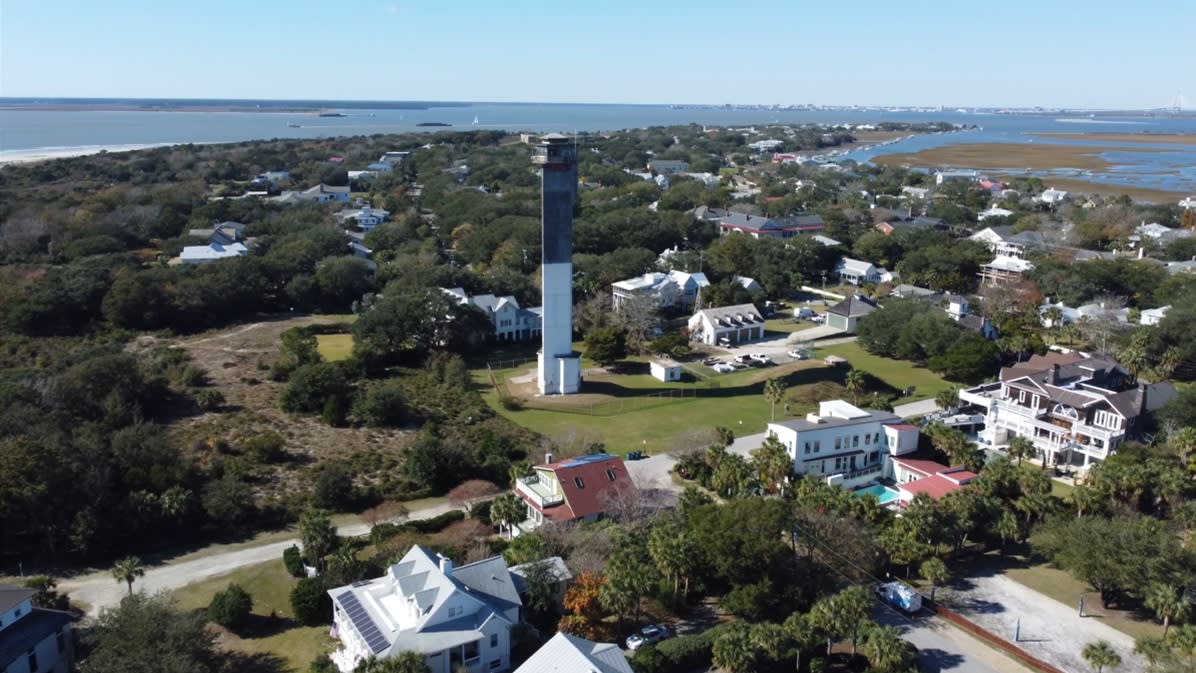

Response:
(516, 475), (564, 508)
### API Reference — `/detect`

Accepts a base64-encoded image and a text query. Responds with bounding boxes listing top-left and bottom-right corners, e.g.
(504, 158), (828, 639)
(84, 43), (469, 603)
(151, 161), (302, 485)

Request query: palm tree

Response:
(299, 508), (338, 572)
(712, 624), (757, 673)
(935, 387), (960, 413)
(763, 377), (786, 422)
(489, 492), (526, 540)
(1133, 637), (1170, 669)
(862, 624), (915, 673)
(1081, 640), (1122, 673)
(844, 368), (867, 404)
(1146, 584), (1191, 639)
(1044, 306), (1065, 342)
(1070, 485), (1104, 519)
(919, 557), (950, 601)
(783, 612), (818, 673)
(750, 435), (793, 495)
(111, 556), (145, 596)
(1005, 435), (1036, 467)
(750, 622), (789, 664)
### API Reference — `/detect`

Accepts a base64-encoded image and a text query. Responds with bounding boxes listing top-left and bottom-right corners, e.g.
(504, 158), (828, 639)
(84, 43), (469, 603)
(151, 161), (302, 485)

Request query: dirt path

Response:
(61, 500), (461, 616)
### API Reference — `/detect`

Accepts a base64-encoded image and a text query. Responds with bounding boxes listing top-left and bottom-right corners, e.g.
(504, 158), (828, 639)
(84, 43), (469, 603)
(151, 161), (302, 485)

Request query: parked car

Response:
(794, 307), (817, 320)
(734, 354), (752, 364)
(810, 314), (826, 323)
(702, 357), (721, 366)
(787, 349), (808, 360)
(712, 363), (735, 373)
(718, 337), (732, 347)
(626, 624), (671, 650)
(748, 353), (771, 363)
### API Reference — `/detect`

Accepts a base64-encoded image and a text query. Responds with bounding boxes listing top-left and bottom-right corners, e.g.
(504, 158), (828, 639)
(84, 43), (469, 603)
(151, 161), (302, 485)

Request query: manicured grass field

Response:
(172, 560), (335, 671)
(814, 342), (954, 402)
(316, 334), (354, 362)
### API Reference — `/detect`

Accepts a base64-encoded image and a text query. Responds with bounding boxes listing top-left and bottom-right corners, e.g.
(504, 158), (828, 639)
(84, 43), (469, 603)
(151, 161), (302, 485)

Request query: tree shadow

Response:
(234, 613), (300, 639)
(223, 650), (293, 673)
(915, 648), (967, 673)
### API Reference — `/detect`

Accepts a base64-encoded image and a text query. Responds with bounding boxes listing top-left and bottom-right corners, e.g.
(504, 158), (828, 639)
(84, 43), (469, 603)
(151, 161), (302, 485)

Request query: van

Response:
(794, 307), (817, 320)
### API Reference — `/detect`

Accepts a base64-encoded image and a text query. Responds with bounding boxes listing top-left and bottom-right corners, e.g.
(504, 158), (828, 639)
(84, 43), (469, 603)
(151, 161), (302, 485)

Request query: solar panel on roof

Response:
(337, 591), (390, 654)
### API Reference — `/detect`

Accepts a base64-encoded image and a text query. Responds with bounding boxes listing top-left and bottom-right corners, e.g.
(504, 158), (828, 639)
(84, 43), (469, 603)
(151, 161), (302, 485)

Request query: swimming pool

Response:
(855, 484), (901, 505)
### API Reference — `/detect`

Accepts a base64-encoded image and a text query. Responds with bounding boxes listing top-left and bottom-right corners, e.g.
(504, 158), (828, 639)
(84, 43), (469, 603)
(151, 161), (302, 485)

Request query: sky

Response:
(2, 0), (1194, 109)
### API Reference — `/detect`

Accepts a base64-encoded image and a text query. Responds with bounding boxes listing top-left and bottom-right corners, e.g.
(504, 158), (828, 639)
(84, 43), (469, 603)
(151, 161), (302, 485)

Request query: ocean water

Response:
(2, 101), (1194, 195)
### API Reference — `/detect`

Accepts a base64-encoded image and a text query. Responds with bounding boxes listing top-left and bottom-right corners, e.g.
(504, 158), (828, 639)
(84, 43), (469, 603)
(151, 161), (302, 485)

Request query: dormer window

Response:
(606, 469), (616, 481)
(574, 477), (585, 488)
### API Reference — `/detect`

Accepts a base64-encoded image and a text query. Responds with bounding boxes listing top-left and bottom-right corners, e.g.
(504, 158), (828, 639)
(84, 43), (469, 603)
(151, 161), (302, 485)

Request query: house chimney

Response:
(1048, 363), (1061, 385)
(1137, 381), (1149, 419)
(438, 554), (453, 574)
(1138, 247), (1144, 260)
(545, 452), (554, 465)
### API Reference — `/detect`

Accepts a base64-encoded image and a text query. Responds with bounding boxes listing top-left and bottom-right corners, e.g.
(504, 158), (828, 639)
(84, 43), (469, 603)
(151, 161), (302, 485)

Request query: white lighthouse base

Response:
(537, 353), (582, 395)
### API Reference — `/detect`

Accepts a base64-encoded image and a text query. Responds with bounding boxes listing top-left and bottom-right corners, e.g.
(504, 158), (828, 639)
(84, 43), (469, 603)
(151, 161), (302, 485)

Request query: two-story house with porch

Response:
(959, 352), (1177, 469)
(327, 547), (521, 673)
(513, 454), (636, 534)
(441, 288), (542, 342)
(0, 585), (75, 673)
(766, 400), (920, 489)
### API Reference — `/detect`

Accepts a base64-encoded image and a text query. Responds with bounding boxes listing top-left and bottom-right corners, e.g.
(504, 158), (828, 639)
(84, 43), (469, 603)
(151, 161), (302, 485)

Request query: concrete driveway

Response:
(873, 604), (1034, 673)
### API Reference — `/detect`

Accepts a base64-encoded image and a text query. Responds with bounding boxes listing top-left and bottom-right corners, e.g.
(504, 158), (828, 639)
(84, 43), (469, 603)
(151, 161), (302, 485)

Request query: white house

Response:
(271, 184), (352, 204)
(978, 255), (1034, 286)
(766, 400), (920, 489)
(611, 270), (709, 310)
(748, 139), (785, 152)
(648, 159), (689, 175)
(327, 546), (521, 673)
(441, 288), (541, 342)
(959, 352), (1177, 468)
(1135, 222), (1192, 245)
(1180, 196), (1196, 209)
(336, 206), (390, 232)
(977, 205), (1014, 221)
(732, 275), (765, 295)
(687, 304), (764, 346)
(0, 585), (75, 673)
(812, 235), (842, 247)
(934, 170), (978, 185)
(1140, 305), (1171, 326)
(188, 221), (246, 246)
(968, 226), (1047, 258)
(901, 186), (930, 199)
(649, 359), (682, 382)
(179, 242), (250, 265)
(835, 258), (885, 285)
(513, 632), (633, 673)
(1039, 188), (1068, 205)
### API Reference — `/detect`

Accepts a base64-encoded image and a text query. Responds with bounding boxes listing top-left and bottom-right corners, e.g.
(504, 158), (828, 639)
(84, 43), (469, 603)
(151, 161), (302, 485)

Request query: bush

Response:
(472, 499), (493, 525)
(178, 366), (206, 387)
(196, 389), (225, 411)
(499, 396), (524, 411)
(651, 622), (736, 673)
(290, 577), (326, 626)
(279, 363), (350, 414)
(207, 582), (253, 629)
(244, 432), (287, 463)
(283, 544), (305, 578)
(312, 463), (356, 510)
(352, 381), (407, 427)
(404, 510), (465, 534)
(321, 395), (347, 427)
(369, 523), (402, 547)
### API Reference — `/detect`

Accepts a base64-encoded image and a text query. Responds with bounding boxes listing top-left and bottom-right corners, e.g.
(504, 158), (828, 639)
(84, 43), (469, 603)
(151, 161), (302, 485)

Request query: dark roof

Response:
(451, 556), (523, 614)
(0, 608), (73, 668)
(827, 295), (878, 318)
(0, 585), (35, 614)
(958, 314), (988, 332)
(540, 454), (636, 520)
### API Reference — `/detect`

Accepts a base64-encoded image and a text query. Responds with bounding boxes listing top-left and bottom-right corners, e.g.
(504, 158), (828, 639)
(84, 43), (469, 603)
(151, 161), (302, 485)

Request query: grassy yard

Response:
(480, 355), (851, 453)
(315, 334), (354, 362)
(814, 342), (954, 402)
(173, 560), (335, 671)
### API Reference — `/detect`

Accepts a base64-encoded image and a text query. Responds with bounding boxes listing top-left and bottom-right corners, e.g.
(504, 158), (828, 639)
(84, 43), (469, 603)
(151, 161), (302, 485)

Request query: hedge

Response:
(403, 510), (465, 534)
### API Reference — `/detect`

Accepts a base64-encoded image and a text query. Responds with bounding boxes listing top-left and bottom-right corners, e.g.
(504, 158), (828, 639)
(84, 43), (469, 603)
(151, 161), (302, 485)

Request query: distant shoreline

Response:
(0, 143), (189, 166)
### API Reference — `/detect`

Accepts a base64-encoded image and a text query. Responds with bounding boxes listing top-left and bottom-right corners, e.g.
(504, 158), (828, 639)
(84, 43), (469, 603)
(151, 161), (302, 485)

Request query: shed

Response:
(649, 359), (682, 382)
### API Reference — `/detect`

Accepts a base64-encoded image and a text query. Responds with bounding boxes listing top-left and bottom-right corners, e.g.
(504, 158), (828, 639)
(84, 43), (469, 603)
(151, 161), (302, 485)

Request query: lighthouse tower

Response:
(534, 134), (581, 395)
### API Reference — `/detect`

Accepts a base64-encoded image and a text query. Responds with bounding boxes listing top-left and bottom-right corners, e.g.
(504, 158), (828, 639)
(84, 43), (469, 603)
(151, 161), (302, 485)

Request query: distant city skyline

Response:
(2, 0), (1193, 111)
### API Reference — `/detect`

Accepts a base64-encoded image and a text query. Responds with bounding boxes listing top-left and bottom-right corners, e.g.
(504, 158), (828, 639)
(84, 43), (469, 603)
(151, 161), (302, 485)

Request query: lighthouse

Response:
(534, 134), (581, 395)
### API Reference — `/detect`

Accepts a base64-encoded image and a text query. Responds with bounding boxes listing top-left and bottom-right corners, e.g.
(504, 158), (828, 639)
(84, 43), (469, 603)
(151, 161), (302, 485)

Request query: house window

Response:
(464, 640), (480, 662)
(870, 451), (881, 464)
(573, 477), (585, 488)
(490, 661), (502, 670)
(852, 435), (859, 448)
(490, 634), (498, 648)
(606, 469), (616, 481)
(1019, 390), (1026, 403)
(813, 441), (820, 453)
(864, 433), (871, 445)
(834, 437), (842, 450)
(803, 442), (811, 455)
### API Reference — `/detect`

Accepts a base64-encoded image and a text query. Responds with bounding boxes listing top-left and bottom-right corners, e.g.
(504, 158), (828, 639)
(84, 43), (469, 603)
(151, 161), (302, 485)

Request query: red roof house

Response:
(513, 454), (637, 533)
(891, 457), (977, 503)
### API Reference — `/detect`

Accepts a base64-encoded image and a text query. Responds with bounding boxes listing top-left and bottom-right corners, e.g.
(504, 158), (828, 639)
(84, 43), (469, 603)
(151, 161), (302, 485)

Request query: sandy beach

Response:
(0, 143), (177, 165)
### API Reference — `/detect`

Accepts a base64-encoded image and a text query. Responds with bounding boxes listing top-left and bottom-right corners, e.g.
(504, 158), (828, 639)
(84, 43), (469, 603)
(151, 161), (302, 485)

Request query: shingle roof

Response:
(0, 607), (73, 668)
(827, 295), (878, 318)
(0, 585), (35, 614)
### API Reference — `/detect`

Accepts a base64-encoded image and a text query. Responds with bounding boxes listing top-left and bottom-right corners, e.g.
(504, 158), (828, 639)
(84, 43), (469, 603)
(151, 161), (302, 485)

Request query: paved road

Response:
(945, 571), (1142, 673)
(893, 398), (940, 419)
(873, 605), (1034, 673)
(60, 501), (461, 615)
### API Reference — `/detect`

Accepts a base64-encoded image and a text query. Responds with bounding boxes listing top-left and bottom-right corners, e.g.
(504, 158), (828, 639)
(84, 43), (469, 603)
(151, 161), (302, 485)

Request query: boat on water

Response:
(318, 112), (346, 118)
(472, 115), (479, 126)
(287, 123), (301, 128)
(418, 122), (451, 127)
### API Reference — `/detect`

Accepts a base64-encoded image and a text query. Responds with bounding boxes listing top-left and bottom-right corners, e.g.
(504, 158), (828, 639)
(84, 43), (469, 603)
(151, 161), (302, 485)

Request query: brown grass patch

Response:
(873, 142), (1120, 171)
(1034, 132), (1196, 146)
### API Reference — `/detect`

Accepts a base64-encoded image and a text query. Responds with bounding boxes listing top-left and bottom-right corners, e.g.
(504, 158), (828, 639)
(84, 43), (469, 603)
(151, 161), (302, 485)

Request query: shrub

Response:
(312, 463), (356, 510)
(244, 432), (287, 463)
(207, 582), (253, 629)
(283, 544), (305, 578)
(499, 396), (524, 411)
(279, 363), (350, 414)
(404, 510), (465, 534)
(196, 389), (225, 411)
(352, 381), (407, 427)
(178, 366), (206, 387)
(290, 577), (326, 626)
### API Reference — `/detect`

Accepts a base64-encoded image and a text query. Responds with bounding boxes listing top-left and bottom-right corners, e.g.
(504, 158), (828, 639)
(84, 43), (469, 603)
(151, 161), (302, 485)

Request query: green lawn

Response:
(316, 334), (353, 362)
(173, 560), (335, 671)
(481, 357), (848, 453)
(814, 342), (954, 402)
(763, 317), (819, 334)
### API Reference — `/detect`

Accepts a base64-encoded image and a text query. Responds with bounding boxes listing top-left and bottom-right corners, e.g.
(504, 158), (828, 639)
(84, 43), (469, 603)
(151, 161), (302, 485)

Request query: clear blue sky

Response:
(2, 0), (1193, 109)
